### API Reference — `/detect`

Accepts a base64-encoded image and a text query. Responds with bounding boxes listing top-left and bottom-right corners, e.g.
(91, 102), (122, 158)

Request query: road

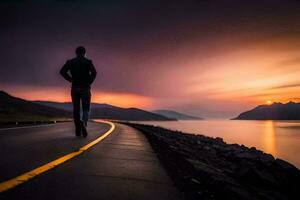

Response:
(0, 121), (182, 200)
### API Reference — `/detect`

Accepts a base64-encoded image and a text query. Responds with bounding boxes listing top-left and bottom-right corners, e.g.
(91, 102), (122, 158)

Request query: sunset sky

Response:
(1, 0), (300, 118)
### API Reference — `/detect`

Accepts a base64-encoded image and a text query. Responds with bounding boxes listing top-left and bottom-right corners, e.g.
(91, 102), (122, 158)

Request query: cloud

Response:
(2, 1), (300, 117)
(269, 83), (300, 90)
(2, 84), (154, 108)
(274, 57), (300, 69)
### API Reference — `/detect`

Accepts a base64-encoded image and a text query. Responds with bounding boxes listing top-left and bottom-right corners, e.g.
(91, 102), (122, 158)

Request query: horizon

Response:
(1, 1), (300, 118)
(3, 89), (300, 120)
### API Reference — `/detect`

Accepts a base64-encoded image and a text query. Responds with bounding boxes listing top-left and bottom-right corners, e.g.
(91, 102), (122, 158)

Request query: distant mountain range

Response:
(152, 109), (203, 120)
(35, 101), (173, 121)
(234, 102), (300, 120)
(0, 91), (173, 122)
(0, 91), (71, 122)
(1, 90), (207, 122)
(0, 92), (175, 122)
(34, 101), (117, 111)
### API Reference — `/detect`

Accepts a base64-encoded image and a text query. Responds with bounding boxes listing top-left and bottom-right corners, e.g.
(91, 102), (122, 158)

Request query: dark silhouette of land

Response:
(0, 91), (173, 123)
(36, 101), (174, 121)
(34, 101), (117, 111)
(153, 109), (203, 120)
(234, 102), (300, 120)
(0, 91), (71, 122)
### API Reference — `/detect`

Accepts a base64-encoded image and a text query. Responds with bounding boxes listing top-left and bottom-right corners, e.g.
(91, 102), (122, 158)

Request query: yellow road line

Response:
(0, 120), (115, 193)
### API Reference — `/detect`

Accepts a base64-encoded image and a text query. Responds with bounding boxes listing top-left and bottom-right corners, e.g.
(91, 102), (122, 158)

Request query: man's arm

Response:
(89, 61), (97, 84)
(60, 60), (72, 83)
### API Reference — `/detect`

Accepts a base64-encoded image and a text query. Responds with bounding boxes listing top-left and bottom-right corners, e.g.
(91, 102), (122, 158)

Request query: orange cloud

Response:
(185, 36), (300, 106)
(92, 91), (154, 108)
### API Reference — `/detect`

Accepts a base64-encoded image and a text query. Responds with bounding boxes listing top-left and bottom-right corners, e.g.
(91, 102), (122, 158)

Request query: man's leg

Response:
(81, 89), (91, 125)
(81, 89), (91, 137)
(71, 88), (82, 136)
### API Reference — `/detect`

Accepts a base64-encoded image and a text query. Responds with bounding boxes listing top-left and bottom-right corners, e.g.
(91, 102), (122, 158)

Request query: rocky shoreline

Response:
(123, 122), (300, 200)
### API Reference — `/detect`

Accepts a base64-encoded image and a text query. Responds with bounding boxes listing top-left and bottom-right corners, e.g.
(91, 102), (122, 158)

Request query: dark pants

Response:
(71, 87), (91, 126)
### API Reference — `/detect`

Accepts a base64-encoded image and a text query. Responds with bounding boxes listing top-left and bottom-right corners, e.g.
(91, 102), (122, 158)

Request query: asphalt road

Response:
(0, 122), (111, 183)
(0, 121), (182, 200)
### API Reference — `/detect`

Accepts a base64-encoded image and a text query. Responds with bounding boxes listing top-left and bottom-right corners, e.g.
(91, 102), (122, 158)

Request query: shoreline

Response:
(123, 122), (300, 200)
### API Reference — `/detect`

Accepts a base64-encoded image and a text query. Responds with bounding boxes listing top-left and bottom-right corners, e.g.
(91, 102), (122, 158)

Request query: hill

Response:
(152, 109), (203, 120)
(34, 101), (118, 111)
(0, 91), (71, 122)
(234, 102), (300, 120)
(35, 101), (174, 121)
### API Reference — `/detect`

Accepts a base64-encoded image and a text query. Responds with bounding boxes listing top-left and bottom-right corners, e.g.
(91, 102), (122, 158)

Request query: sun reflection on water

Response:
(263, 120), (277, 156)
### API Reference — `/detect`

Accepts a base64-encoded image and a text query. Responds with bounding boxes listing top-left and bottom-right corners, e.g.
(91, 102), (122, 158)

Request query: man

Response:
(60, 46), (97, 137)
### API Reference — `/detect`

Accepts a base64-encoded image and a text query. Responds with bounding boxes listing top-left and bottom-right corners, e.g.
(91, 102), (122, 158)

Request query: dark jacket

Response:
(60, 56), (97, 89)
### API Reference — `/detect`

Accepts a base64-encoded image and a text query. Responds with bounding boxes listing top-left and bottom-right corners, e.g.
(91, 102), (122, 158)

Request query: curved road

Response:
(0, 121), (182, 200)
(0, 122), (112, 183)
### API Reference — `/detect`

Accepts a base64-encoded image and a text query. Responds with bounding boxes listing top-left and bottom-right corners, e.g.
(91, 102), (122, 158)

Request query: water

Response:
(132, 120), (300, 168)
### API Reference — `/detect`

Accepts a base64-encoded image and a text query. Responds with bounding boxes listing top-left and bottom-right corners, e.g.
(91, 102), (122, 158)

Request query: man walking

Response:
(60, 46), (97, 137)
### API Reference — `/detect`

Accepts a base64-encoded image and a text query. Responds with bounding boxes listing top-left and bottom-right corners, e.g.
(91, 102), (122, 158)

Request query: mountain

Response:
(35, 101), (174, 121)
(234, 102), (300, 120)
(152, 109), (203, 120)
(91, 107), (174, 121)
(34, 101), (117, 111)
(0, 91), (71, 122)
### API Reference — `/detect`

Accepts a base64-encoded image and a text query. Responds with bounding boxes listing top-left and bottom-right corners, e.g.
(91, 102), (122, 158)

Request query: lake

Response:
(132, 120), (300, 169)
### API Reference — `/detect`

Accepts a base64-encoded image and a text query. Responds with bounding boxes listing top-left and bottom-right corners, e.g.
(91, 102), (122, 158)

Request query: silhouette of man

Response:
(60, 46), (97, 137)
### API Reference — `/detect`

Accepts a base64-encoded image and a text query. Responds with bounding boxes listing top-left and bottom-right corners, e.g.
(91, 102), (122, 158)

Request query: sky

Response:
(1, 0), (300, 118)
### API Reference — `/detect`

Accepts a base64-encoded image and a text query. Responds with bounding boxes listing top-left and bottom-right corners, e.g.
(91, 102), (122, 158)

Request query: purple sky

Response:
(1, 0), (300, 118)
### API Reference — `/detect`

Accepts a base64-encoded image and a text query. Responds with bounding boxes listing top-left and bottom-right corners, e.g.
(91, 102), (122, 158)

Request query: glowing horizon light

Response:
(267, 100), (273, 105)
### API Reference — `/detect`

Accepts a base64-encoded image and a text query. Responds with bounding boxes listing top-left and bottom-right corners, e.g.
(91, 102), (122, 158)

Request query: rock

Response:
(190, 178), (201, 184)
(275, 158), (297, 171)
(243, 167), (278, 187)
(250, 147), (257, 151)
(235, 151), (259, 161)
(225, 185), (254, 200)
(259, 154), (275, 166)
(215, 137), (224, 143)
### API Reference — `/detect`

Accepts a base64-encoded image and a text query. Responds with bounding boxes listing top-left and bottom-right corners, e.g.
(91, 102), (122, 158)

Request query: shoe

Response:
(81, 121), (88, 137)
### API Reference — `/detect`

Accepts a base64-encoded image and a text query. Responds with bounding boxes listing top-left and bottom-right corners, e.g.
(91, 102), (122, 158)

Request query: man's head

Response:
(75, 46), (86, 56)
